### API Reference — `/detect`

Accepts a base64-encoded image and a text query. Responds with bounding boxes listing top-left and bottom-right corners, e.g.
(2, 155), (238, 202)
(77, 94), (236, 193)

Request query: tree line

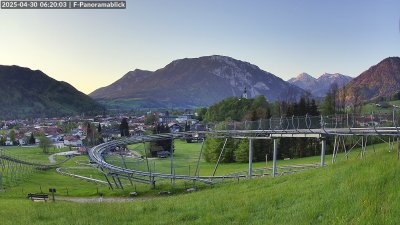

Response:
(201, 95), (323, 163)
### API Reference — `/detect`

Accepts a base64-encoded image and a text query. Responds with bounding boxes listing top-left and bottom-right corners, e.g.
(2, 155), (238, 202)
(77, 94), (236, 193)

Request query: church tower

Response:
(242, 87), (248, 99)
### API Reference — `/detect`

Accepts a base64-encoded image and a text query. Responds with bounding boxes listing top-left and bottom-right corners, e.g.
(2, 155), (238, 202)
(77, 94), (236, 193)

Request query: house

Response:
(157, 151), (171, 158)
(18, 138), (26, 146)
(176, 114), (194, 123)
(78, 147), (88, 155)
(130, 127), (145, 136)
(43, 126), (62, 136)
(71, 128), (84, 137)
(168, 123), (183, 133)
(190, 123), (206, 131)
(47, 135), (61, 143)
(14, 134), (27, 146)
(64, 135), (83, 147)
(159, 116), (178, 124)
(54, 142), (65, 149)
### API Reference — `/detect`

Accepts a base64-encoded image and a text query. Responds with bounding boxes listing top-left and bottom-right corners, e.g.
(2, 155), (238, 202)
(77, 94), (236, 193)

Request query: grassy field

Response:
(109, 140), (328, 177)
(1, 146), (70, 164)
(0, 140), (332, 198)
(0, 139), (368, 198)
(0, 142), (398, 224)
(362, 100), (400, 114)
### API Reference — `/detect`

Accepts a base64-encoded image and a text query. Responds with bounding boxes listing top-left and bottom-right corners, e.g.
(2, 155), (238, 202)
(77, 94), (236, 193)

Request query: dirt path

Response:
(56, 196), (149, 203)
(130, 150), (142, 158)
(48, 151), (78, 163)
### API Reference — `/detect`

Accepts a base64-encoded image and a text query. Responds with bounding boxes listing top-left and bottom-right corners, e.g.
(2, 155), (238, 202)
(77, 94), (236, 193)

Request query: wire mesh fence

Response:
(207, 112), (400, 132)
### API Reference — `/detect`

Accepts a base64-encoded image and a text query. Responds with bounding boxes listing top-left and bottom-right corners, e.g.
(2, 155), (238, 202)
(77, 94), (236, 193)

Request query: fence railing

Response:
(206, 112), (400, 132)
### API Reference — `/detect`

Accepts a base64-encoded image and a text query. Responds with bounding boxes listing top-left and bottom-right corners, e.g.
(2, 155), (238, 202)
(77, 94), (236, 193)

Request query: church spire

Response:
(242, 87), (248, 99)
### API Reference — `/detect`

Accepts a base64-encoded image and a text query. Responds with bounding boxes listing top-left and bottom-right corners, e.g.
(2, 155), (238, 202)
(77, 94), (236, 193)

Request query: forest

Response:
(200, 95), (330, 163)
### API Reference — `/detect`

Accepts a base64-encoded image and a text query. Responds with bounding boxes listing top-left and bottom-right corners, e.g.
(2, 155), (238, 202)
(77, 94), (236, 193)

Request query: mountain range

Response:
(288, 73), (353, 97)
(90, 55), (307, 109)
(0, 65), (104, 119)
(2, 55), (400, 119)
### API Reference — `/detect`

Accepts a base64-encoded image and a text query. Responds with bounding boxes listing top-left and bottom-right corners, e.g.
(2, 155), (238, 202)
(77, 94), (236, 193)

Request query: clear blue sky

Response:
(0, 0), (399, 94)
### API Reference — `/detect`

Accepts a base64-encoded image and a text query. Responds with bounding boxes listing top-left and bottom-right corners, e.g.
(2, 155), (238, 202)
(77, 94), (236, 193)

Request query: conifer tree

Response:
(119, 118), (129, 137)
(29, 133), (35, 145)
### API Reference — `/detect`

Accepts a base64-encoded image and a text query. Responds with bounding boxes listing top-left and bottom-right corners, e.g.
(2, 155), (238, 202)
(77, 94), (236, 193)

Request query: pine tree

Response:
(321, 94), (335, 116)
(86, 122), (92, 145)
(298, 97), (307, 116)
(234, 139), (249, 163)
(309, 99), (319, 116)
(29, 133), (35, 145)
(119, 118), (129, 137)
(185, 121), (190, 131)
(9, 130), (16, 144)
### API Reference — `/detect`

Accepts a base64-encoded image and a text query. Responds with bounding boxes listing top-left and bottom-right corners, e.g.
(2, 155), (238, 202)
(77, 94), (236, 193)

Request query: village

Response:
(0, 111), (204, 153)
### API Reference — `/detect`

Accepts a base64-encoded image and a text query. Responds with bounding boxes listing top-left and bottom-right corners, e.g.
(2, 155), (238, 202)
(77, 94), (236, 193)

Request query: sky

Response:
(0, 0), (399, 94)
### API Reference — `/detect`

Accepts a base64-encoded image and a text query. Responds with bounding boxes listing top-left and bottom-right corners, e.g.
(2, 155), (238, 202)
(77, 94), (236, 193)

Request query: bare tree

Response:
(280, 87), (297, 104)
(340, 85), (347, 113)
(330, 83), (338, 113)
(352, 87), (363, 114)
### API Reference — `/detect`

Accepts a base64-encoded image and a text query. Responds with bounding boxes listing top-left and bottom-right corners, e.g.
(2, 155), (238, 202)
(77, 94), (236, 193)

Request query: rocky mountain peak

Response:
(288, 73), (316, 83)
(90, 55), (306, 109)
(288, 72), (353, 98)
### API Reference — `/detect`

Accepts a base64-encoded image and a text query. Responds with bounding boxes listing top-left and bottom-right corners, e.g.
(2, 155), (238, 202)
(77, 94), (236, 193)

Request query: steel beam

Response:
(248, 138), (253, 178)
(212, 138), (228, 177)
(321, 138), (326, 166)
(273, 139), (278, 177)
(270, 133), (321, 138)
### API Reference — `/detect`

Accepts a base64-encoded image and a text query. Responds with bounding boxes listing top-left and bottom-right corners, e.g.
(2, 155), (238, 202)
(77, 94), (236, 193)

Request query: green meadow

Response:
(0, 141), (398, 224)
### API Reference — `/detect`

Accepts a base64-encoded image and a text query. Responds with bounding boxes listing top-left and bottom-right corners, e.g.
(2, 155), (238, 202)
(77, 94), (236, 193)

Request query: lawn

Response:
(0, 142), (398, 224)
(1, 145), (70, 164)
(0, 139), (378, 198)
(107, 140), (320, 176)
(112, 140), (361, 177)
(0, 137), (376, 200)
(362, 100), (400, 114)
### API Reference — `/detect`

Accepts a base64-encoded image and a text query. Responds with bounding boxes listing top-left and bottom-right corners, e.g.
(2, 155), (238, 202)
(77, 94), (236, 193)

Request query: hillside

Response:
(0, 143), (398, 224)
(90, 55), (306, 109)
(344, 57), (400, 102)
(288, 73), (352, 97)
(0, 65), (104, 119)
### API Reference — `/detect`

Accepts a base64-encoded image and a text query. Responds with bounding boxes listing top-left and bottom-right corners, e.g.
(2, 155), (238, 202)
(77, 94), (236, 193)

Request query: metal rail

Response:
(88, 113), (400, 187)
(89, 135), (248, 185)
(0, 151), (72, 188)
(0, 154), (71, 169)
(56, 167), (109, 185)
(205, 113), (400, 136)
